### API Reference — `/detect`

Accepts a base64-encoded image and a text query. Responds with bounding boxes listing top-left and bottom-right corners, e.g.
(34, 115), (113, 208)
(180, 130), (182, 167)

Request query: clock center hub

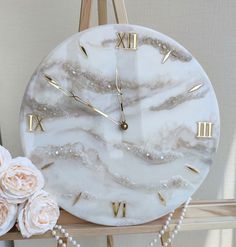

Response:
(120, 121), (128, 130)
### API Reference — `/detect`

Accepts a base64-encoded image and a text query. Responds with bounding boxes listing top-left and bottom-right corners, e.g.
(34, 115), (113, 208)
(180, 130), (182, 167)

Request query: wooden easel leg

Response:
(107, 235), (114, 247)
(112, 0), (128, 24)
(160, 231), (172, 247)
(98, 0), (107, 25)
(79, 0), (92, 31)
(79, 0), (128, 32)
(0, 128), (2, 145)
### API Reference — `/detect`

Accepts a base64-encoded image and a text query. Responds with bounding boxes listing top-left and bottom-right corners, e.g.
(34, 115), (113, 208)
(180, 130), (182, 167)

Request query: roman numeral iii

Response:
(196, 122), (213, 138)
(111, 202), (126, 218)
(116, 32), (137, 50)
(27, 114), (45, 132)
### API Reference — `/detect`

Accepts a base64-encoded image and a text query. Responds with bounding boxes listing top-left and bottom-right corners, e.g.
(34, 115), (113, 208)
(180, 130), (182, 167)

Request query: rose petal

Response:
(18, 190), (59, 238)
(0, 157), (44, 203)
(0, 197), (18, 236)
(0, 146), (12, 173)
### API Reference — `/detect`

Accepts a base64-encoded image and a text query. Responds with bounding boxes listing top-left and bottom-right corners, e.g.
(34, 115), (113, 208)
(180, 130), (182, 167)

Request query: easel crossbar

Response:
(1, 200), (236, 241)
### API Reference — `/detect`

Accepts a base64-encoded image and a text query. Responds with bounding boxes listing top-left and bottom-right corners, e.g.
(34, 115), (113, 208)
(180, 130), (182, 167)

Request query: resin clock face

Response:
(20, 24), (220, 226)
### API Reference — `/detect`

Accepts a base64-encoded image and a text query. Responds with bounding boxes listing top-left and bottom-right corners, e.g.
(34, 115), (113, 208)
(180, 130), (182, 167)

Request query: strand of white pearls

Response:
(51, 198), (191, 247)
(51, 224), (81, 247)
(146, 197), (192, 247)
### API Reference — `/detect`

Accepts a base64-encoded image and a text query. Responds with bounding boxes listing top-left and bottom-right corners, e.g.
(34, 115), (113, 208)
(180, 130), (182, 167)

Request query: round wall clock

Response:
(20, 24), (220, 226)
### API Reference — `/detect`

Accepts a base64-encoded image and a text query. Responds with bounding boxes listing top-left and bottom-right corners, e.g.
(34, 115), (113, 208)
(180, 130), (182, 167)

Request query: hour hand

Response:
(43, 74), (120, 126)
(44, 74), (71, 97)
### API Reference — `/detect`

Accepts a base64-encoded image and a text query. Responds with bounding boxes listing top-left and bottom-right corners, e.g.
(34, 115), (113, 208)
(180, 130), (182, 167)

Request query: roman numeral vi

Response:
(111, 202), (126, 218)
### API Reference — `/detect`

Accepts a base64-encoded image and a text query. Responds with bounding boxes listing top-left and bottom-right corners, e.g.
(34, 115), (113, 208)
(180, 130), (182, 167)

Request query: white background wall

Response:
(0, 0), (236, 247)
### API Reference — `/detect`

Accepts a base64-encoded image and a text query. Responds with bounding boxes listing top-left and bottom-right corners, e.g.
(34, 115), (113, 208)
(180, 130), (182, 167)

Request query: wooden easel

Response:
(79, 0), (128, 32)
(0, 2), (234, 247)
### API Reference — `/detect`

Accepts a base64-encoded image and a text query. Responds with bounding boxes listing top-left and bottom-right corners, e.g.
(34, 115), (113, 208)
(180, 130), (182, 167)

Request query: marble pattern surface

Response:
(20, 24), (220, 226)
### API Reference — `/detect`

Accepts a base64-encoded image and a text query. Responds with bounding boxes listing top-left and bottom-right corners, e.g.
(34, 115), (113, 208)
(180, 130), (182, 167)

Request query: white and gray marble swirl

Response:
(20, 24), (220, 226)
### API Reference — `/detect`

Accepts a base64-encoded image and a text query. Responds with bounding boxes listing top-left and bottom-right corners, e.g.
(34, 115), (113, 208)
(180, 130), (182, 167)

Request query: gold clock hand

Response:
(115, 69), (128, 130)
(44, 74), (120, 126)
(44, 74), (71, 97)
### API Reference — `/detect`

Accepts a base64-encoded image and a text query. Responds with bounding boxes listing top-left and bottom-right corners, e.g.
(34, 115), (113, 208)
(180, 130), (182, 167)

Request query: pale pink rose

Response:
(0, 145), (11, 173)
(0, 157), (44, 203)
(0, 197), (18, 236)
(18, 190), (60, 238)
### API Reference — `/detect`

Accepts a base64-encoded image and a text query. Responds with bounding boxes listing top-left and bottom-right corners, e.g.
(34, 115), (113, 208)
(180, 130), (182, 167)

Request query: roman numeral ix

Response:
(27, 114), (45, 132)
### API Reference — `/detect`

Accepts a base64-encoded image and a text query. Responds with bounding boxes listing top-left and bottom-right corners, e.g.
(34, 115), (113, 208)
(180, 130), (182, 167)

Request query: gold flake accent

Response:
(102, 36), (192, 62)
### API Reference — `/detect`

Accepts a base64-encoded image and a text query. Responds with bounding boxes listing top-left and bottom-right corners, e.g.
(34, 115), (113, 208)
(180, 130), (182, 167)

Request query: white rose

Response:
(0, 145), (11, 173)
(0, 197), (18, 236)
(0, 157), (44, 203)
(18, 190), (60, 238)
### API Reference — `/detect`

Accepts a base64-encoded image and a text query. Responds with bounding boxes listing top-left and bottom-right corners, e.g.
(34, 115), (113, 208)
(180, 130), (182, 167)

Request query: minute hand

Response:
(44, 74), (120, 126)
(115, 69), (128, 130)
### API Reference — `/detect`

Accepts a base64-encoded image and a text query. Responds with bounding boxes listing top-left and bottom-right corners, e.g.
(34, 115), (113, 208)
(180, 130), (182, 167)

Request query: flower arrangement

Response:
(0, 145), (60, 238)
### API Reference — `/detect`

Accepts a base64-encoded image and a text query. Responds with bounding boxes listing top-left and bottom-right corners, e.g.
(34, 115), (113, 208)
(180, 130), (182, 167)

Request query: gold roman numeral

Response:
(27, 114), (45, 132)
(196, 122), (213, 138)
(111, 202), (126, 218)
(116, 32), (137, 50)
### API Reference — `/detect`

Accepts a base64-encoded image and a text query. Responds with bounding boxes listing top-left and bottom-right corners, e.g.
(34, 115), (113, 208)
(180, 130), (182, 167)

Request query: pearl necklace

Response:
(146, 197), (192, 247)
(51, 224), (80, 247)
(51, 197), (191, 247)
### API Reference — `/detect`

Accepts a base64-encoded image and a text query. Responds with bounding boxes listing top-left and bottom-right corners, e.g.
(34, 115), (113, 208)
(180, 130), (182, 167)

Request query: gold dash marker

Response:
(188, 83), (204, 93)
(41, 162), (54, 170)
(162, 50), (173, 64)
(79, 44), (88, 57)
(73, 192), (82, 206)
(186, 165), (200, 174)
(157, 191), (166, 206)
